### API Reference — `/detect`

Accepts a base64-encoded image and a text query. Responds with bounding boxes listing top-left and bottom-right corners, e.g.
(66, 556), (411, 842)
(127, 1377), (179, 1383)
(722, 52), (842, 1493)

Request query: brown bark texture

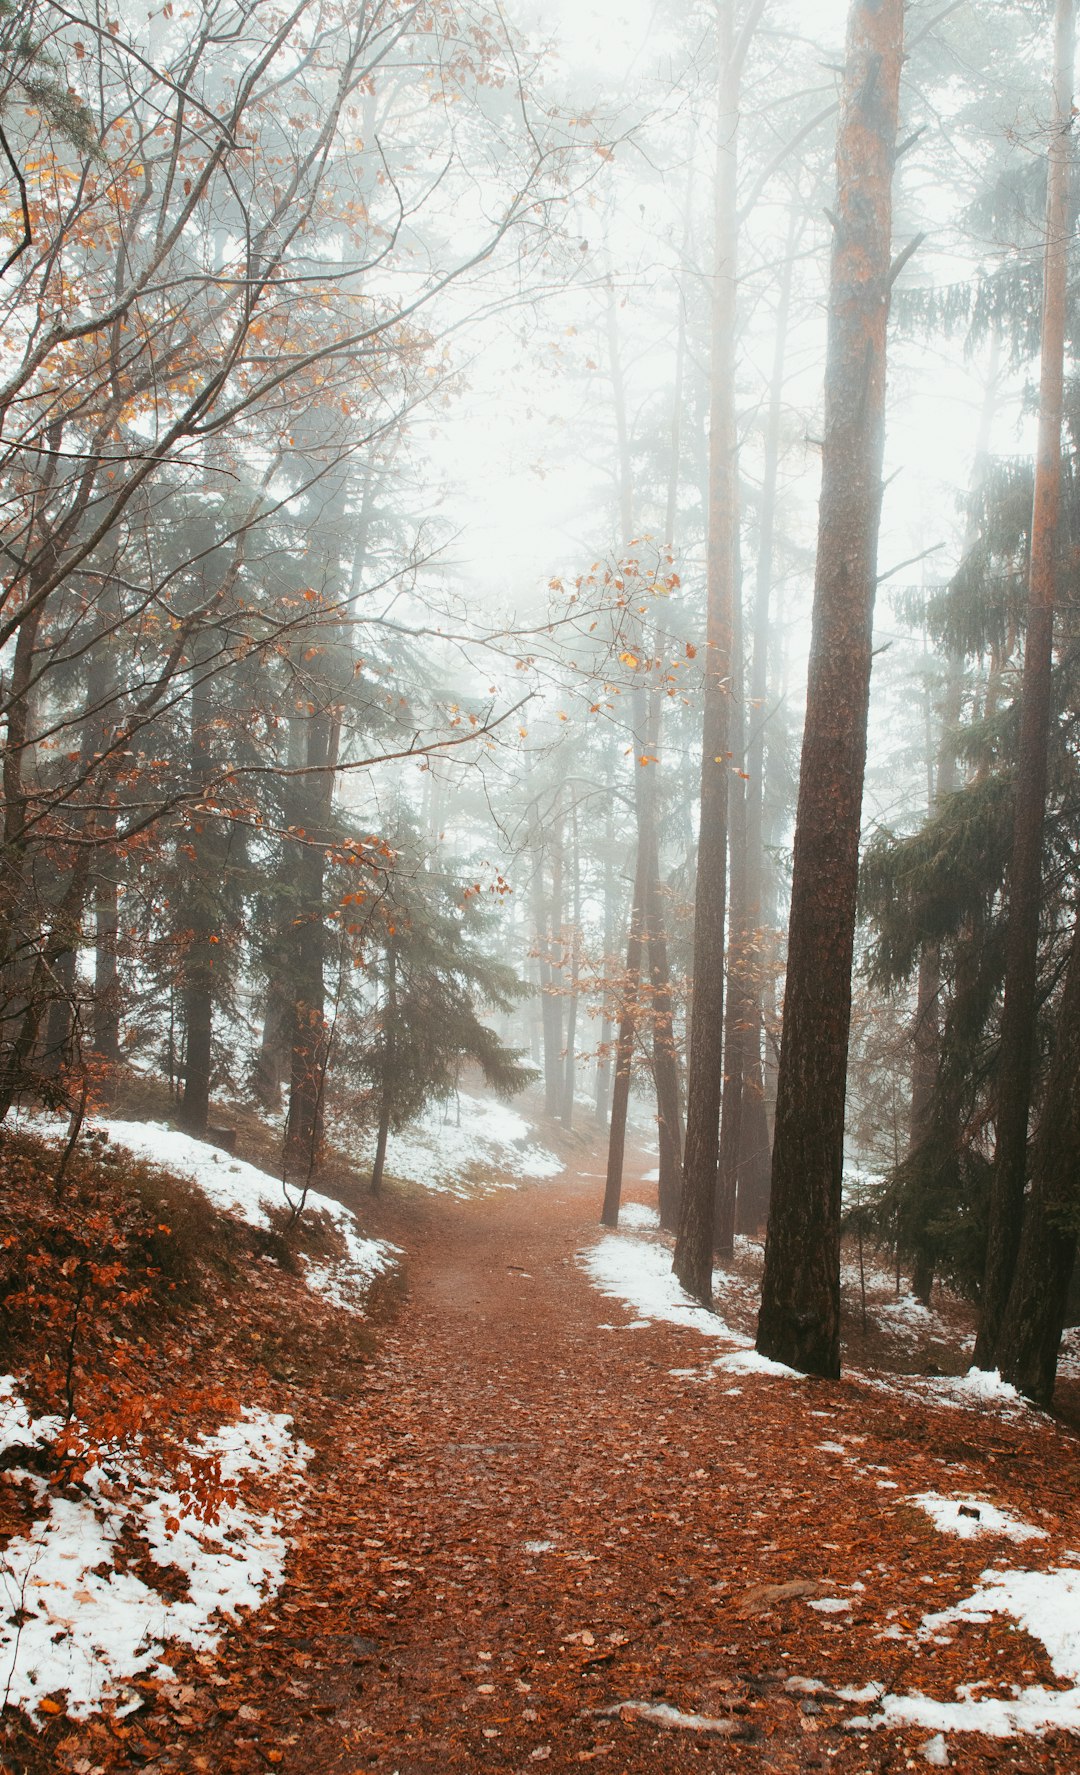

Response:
(996, 908), (1080, 1404)
(601, 849), (647, 1229)
(975, 0), (1074, 1369)
(673, 0), (739, 1306)
(756, 0), (904, 1378)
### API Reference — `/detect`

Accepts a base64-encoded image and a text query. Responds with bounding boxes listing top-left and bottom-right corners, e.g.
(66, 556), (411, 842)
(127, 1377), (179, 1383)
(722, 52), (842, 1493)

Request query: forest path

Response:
(230, 1159), (1077, 1775)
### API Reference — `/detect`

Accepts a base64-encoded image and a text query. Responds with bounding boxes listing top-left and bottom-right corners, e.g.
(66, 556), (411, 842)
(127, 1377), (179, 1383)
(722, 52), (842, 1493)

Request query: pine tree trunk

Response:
(180, 635), (227, 1138)
(756, 0), (905, 1378)
(996, 912), (1080, 1404)
(717, 541), (750, 1259)
(529, 796), (564, 1121)
(284, 709), (339, 1178)
(371, 942), (397, 1195)
(975, 0), (1074, 1369)
(641, 677), (682, 1230)
(561, 802), (581, 1129)
(92, 854), (121, 1065)
(601, 849), (647, 1228)
(594, 749), (616, 1127)
(736, 204), (799, 1234)
(370, 1096), (391, 1196)
(673, 0), (741, 1306)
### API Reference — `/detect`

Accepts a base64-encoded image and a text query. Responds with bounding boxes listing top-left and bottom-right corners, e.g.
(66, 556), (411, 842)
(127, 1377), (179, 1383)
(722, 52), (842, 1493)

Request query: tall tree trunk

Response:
(908, 345), (1001, 1304)
(284, 708), (339, 1179)
(594, 741), (616, 1126)
(975, 0), (1074, 1369)
(737, 202), (800, 1235)
(179, 634), (227, 1138)
(528, 800), (564, 1120)
(92, 847), (121, 1066)
(641, 683), (682, 1231)
(673, 0), (749, 1305)
(756, 0), (905, 1378)
(561, 801), (581, 1129)
(716, 544), (749, 1259)
(253, 989), (286, 1112)
(997, 912), (1080, 1405)
(601, 847), (647, 1228)
(371, 941), (397, 1196)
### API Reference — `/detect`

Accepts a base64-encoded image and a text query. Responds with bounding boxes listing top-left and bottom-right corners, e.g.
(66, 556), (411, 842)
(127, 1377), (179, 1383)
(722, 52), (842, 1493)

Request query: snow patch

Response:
(0, 1381), (307, 1720)
(617, 1202), (660, 1231)
(850, 1566), (1080, 1740)
(600, 1700), (737, 1735)
(353, 1093), (562, 1194)
(910, 1494), (1047, 1543)
(712, 1349), (800, 1379)
(14, 1114), (397, 1316)
(579, 1235), (739, 1340)
(949, 1366), (1021, 1404)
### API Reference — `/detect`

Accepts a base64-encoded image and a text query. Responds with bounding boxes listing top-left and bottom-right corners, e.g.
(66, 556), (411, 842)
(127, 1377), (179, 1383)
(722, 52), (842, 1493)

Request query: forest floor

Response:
(5, 1131), (1080, 1775)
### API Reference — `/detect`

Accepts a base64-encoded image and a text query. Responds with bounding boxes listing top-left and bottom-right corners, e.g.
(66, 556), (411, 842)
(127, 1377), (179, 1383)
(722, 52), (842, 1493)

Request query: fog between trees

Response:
(1, 0), (1078, 1401)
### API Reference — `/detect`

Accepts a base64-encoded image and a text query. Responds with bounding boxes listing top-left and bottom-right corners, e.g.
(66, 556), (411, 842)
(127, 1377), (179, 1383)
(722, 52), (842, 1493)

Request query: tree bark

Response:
(716, 539), (749, 1259)
(640, 685), (683, 1231)
(756, 0), (905, 1378)
(673, 0), (744, 1305)
(601, 847), (647, 1228)
(736, 202), (800, 1235)
(996, 912), (1080, 1405)
(561, 800), (581, 1129)
(284, 707), (339, 1179)
(975, 0), (1074, 1369)
(371, 941), (397, 1196)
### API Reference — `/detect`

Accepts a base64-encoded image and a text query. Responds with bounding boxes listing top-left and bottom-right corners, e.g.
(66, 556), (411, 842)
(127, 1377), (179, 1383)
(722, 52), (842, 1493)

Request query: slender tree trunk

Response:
(640, 684), (682, 1230)
(716, 544), (750, 1258)
(179, 632), (230, 1138)
(92, 851), (121, 1065)
(284, 708), (339, 1177)
(757, 0), (905, 1378)
(997, 911), (1080, 1404)
(371, 942), (397, 1196)
(533, 800), (564, 1120)
(673, 0), (748, 1305)
(601, 848), (647, 1228)
(253, 989), (285, 1112)
(737, 203), (800, 1235)
(975, 0), (1074, 1369)
(595, 742), (616, 1126)
(561, 801), (581, 1129)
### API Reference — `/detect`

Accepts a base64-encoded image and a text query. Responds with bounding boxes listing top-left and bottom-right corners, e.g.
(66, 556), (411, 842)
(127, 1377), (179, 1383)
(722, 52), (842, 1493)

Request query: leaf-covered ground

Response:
(6, 1146), (1080, 1774)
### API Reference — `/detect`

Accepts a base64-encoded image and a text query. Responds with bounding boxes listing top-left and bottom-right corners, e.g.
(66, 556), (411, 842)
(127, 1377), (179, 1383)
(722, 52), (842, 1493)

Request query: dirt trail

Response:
(210, 1157), (1078, 1775)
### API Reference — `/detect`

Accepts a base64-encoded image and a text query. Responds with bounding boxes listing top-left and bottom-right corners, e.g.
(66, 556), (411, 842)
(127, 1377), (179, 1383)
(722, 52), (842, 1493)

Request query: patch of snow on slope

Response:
(946, 1367), (1021, 1404)
(0, 1381), (308, 1720)
(580, 1234), (739, 1340)
(617, 1202), (660, 1231)
(849, 1566), (1080, 1739)
(910, 1494), (1047, 1543)
(360, 1093), (562, 1194)
(13, 1115), (397, 1315)
(712, 1349), (800, 1379)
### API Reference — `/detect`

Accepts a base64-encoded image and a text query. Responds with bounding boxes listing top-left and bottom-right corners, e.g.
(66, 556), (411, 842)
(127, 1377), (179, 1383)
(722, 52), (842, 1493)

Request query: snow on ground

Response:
(0, 1378), (308, 1719)
(712, 1349), (799, 1379)
(849, 1566), (1080, 1740)
(910, 1494), (1047, 1543)
(349, 1093), (562, 1196)
(584, 1212), (1080, 1749)
(617, 1202), (660, 1231)
(581, 1233), (740, 1342)
(13, 1113), (397, 1316)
